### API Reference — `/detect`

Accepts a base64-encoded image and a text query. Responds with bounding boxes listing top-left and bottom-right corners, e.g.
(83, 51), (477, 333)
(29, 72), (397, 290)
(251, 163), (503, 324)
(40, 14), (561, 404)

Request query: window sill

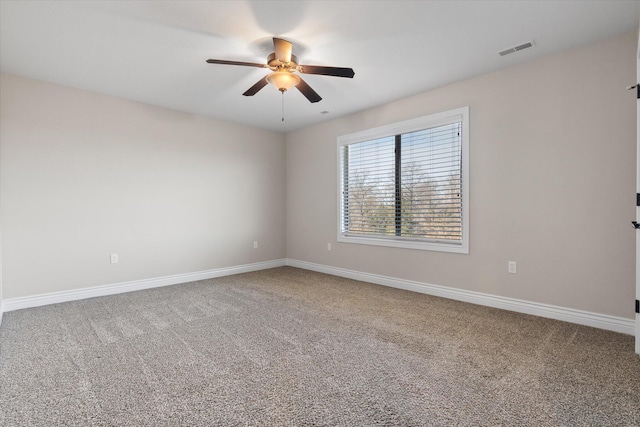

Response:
(337, 234), (469, 254)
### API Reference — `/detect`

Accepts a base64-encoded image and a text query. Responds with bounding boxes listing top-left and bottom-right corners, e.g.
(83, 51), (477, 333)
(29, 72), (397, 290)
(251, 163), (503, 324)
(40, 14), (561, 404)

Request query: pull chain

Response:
(281, 91), (285, 123)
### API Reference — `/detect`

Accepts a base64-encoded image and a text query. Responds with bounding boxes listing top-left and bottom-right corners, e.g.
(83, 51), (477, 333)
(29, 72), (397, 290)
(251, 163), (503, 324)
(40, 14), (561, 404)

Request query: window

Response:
(338, 107), (469, 253)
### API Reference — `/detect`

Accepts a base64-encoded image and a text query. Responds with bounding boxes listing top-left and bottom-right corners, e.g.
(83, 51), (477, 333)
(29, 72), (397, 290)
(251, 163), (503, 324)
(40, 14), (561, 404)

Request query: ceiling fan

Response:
(206, 37), (355, 103)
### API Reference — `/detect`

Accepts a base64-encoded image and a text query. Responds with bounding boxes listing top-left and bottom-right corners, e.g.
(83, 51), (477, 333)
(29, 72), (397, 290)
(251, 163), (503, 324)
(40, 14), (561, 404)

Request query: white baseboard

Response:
(1, 258), (634, 337)
(285, 259), (636, 336)
(2, 259), (286, 313)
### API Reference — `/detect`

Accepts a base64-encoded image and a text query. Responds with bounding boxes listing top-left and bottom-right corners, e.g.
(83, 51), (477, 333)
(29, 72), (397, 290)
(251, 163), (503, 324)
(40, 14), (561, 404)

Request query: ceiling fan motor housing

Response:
(267, 53), (299, 70)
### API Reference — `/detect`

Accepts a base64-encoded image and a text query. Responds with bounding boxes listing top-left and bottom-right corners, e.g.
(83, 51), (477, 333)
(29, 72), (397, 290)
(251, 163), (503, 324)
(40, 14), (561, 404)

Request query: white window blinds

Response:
(339, 108), (467, 252)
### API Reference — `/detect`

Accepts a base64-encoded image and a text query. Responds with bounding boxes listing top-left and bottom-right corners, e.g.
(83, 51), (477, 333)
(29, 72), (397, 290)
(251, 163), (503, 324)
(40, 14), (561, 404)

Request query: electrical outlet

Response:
(328, 243), (332, 251)
(253, 241), (258, 249)
(508, 261), (517, 274)
(110, 253), (118, 264)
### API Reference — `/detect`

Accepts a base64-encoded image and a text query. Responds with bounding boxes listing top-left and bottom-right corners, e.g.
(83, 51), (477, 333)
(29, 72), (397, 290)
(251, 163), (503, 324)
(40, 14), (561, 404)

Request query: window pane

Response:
(401, 123), (462, 241)
(342, 124), (462, 241)
(343, 136), (395, 235)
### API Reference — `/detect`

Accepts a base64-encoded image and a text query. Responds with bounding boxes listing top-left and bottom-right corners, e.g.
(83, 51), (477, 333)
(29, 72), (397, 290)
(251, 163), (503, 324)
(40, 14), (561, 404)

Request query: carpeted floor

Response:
(0, 267), (638, 426)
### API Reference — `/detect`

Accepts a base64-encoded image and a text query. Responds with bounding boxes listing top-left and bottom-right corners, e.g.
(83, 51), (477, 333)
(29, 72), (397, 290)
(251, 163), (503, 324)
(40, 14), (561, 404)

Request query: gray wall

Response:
(0, 73), (286, 299)
(286, 31), (637, 319)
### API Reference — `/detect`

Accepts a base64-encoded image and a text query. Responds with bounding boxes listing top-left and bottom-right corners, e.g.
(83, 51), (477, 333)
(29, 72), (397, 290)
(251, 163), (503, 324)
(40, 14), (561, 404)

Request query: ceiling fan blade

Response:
(295, 77), (322, 103)
(243, 76), (269, 96)
(273, 38), (293, 63)
(298, 65), (355, 78)
(206, 59), (267, 68)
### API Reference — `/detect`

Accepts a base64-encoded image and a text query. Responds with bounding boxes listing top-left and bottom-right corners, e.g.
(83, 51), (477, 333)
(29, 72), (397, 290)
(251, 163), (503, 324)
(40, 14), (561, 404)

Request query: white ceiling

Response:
(1, 1), (638, 133)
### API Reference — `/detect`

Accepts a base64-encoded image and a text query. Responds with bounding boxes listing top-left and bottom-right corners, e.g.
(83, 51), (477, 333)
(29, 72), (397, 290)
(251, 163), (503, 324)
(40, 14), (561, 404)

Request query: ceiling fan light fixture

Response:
(267, 71), (300, 92)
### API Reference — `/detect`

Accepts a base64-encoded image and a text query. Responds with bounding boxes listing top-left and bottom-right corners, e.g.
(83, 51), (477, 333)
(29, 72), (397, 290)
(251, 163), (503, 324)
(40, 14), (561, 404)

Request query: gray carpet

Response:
(0, 267), (638, 426)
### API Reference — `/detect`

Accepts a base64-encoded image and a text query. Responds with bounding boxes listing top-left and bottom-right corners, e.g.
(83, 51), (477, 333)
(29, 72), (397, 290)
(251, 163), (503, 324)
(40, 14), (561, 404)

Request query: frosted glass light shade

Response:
(267, 71), (300, 92)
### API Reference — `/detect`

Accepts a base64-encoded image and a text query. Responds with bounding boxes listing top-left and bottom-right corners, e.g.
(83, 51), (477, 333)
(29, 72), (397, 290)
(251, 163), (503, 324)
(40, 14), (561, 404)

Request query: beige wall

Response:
(286, 31), (637, 319)
(0, 31), (636, 322)
(0, 73), (286, 299)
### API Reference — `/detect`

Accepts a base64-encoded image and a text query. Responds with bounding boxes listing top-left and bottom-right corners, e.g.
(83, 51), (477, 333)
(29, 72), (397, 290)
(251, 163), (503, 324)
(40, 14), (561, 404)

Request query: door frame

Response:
(635, 29), (639, 355)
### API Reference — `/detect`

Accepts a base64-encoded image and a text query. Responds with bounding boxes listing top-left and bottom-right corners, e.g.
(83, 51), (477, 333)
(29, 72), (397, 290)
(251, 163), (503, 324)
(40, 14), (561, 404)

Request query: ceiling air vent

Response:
(499, 41), (535, 57)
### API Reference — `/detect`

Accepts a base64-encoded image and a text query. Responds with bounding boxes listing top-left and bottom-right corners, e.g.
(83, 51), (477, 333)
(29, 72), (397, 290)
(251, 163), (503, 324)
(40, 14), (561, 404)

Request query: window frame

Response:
(337, 106), (469, 254)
